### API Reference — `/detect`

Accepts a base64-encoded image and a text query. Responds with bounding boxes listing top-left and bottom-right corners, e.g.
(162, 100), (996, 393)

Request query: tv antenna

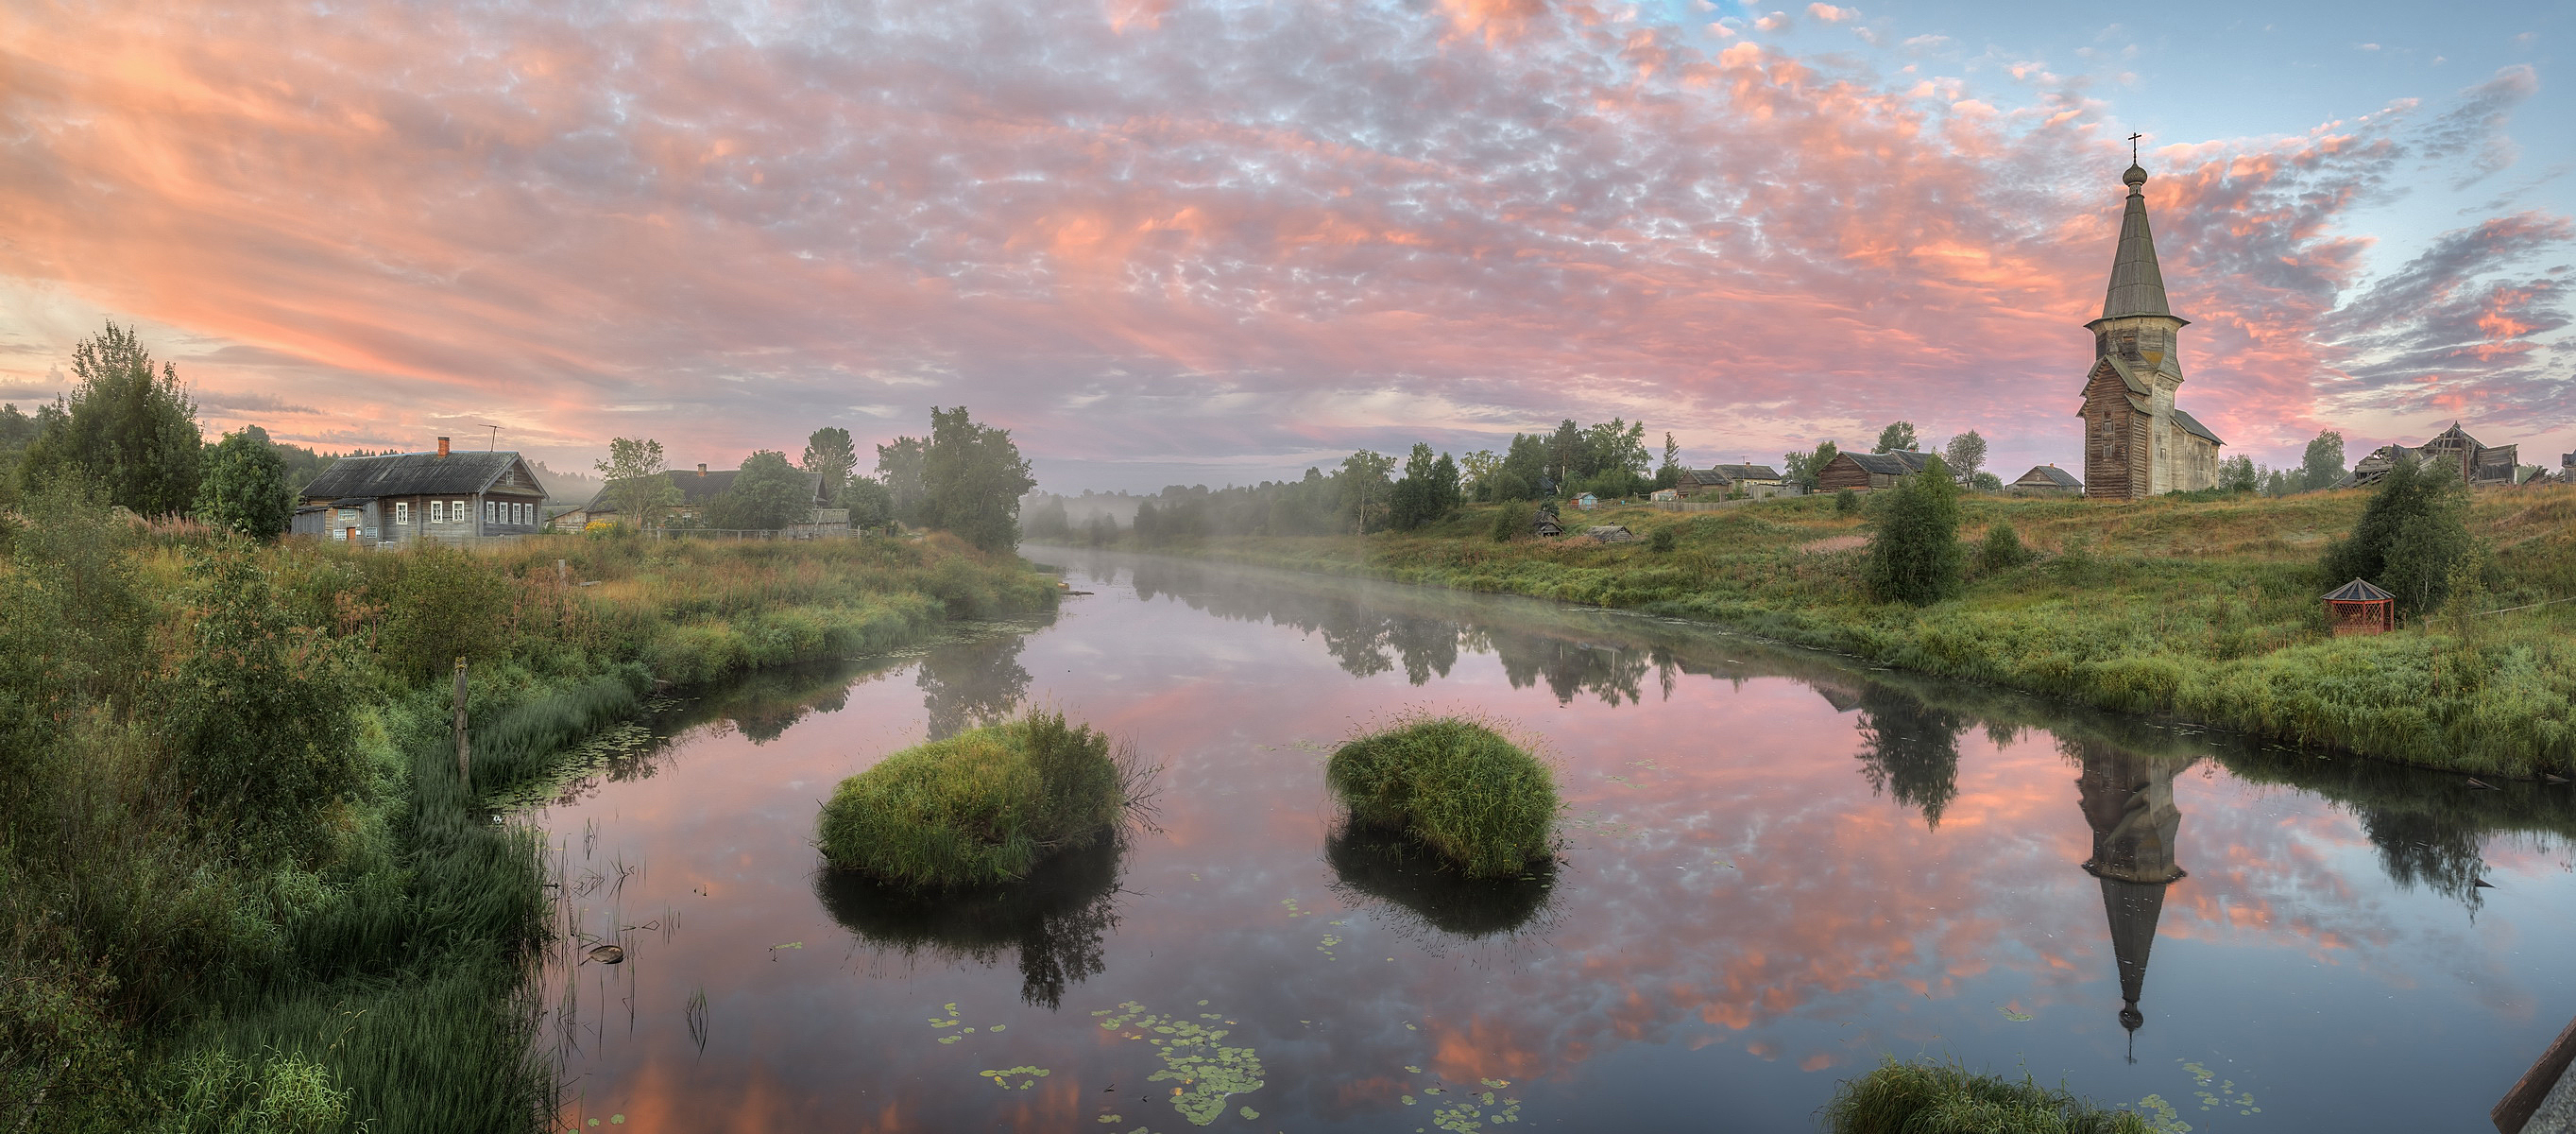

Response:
(477, 423), (501, 451)
(2127, 132), (2142, 163)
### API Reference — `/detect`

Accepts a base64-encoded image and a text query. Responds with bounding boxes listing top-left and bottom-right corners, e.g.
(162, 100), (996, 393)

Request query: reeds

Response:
(1325, 714), (1559, 880)
(816, 710), (1147, 888)
(1822, 1058), (2156, 1134)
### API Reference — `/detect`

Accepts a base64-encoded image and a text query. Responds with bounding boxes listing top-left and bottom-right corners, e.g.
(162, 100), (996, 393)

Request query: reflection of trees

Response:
(918, 635), (1033, 741)
(1493, 636), (1649, 707)
(697, 662), (860, 745)
(1853, 686), (1969, 828)
(1324, 824), (1555, 940)
(815, 838), (1126, 1010)
(2360, 809), (2488, 908)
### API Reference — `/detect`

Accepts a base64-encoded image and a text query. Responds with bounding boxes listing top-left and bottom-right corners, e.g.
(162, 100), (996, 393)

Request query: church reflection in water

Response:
(2069, 738), (2193, 1056)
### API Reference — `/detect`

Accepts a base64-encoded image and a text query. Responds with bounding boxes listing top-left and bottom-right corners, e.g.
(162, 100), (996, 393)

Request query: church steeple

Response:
(2102, 163), (2174, 319)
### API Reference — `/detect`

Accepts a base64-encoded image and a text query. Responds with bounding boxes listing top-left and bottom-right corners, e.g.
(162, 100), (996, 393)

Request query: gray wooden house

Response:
(2009, 464), (2085, 495)
(1817, 450), (1932, 491)
(296, 438), (551, 545)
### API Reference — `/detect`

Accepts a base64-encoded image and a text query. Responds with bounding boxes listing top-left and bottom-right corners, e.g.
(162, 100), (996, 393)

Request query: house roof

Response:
(1840, 451), (1932, 476)
(1712, 463), (1783, 481)
(2323, 577), (2394, 602)
(1584, 525), (1634, 541)
(581, 468), (827, 514)
(300, 451), (541, 501)
(2014, 464), (2084, 489)
(2100, 164), (2175, 320)
(2170, 408), (2223, 447)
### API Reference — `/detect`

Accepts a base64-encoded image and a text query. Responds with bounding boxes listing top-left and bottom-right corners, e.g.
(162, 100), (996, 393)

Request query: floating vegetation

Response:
(1091, 1002), (1268, 1126)
(980, 1066), (1051, 1090)
(1325, 823), (1556, 941)
(1430, 1079), (1523, 1133)
(1998, 1005), (2035, 1022)
(815, 709), (1150, 887)
(1279, 898), (1321, 919)
(2180, 1060), (2260, 1116)
(1325, 714), (1560, 879)
(820, 837), (1125, 1009)
(2122, 1094), (2192, 1133)
(1823, 1057), (2156, 1133)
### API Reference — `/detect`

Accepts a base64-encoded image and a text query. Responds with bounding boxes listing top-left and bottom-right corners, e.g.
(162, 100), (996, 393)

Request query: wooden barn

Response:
(1676, 463), (1789, 500)
(1817, 451), (1931, 491)
(297, 438), (551, 546)
(2341, 423), (2521, 490)
(2010, 464), (2086, 496)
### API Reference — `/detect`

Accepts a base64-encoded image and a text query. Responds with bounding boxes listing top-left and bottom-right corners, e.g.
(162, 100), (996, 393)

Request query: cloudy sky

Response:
(2, 0), (2568, 491)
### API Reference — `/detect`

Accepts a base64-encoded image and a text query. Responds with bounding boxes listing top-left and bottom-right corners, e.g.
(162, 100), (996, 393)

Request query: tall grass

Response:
(816, 710), (1146, 888)
(1822, 1058), (2156, 1134)
(1325, 715), (1559, 879)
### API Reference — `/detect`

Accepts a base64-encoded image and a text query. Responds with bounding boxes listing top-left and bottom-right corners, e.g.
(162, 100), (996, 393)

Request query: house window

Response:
(485, 500), (497, 524)
(396, 502), (410, 524)
(452, 500), (466, 524)
(429, 500), (442, 524)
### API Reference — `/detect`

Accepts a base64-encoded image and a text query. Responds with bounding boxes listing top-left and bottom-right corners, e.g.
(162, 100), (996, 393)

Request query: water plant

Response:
(1823, 1057), (2157, 1133)
(1324, 714), (1558, 879)
(816, 710), (1145, 888)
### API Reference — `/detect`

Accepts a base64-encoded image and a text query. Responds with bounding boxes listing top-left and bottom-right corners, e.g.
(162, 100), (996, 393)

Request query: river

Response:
(527, 548), (2576, 1132)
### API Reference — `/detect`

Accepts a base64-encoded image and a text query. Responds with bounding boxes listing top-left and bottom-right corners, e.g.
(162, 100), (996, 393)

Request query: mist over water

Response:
(530, 549), (2576, 1132)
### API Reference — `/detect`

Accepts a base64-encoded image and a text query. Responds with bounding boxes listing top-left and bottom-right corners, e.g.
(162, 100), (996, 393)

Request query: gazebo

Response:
(2323, 578), (2396, 636)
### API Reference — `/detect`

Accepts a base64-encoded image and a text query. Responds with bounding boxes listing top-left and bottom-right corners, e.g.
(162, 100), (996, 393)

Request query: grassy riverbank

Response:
(0, 496), (1054, 1133)
(1119, 485), (2576, 777)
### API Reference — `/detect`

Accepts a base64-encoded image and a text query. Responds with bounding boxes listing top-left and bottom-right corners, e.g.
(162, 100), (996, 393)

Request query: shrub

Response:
(1863, 456), (1964, 606)
(1977, 521), (2031, 573)
(1488, 504), (1521, 543)
(1835, 489), (1859, 515)
(1324, 715), (1557, 879)
(1823, 1058), (2155, 1134)
(816, 710), (1138, 887)
(370, 545), (513, 680)
(1647, 525), (1678, 553)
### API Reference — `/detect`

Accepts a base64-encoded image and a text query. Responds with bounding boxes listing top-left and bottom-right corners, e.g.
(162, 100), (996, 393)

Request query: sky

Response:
(1, 0), (2568, 493)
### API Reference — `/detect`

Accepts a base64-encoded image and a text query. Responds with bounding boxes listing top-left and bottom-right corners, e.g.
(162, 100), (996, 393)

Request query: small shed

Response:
(1584, 525), (1635, 543)
(1650, 489), (1680, 503)
(1532, 516), (1564, 538)
(2010, 464), (2085, 495)
(1575, 492), (1599, 510)
(2323, 578), (2395, 636)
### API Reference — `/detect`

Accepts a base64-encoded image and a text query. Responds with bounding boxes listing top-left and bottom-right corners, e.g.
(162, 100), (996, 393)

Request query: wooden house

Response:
(1675, 463), (1788, 500)
(2010, 464), (2085, 496)
(1584, 525), (1636, 543)
(2341, 423), (2520, 490)
(2323, 578), (2395, 636)
(1531, 515), (1564, 538)
(1817, 451), (1931, 491)
(1575, 492), (1599, 511)
(297, 438), (550, 545)
(1650, 489), (1680, 503)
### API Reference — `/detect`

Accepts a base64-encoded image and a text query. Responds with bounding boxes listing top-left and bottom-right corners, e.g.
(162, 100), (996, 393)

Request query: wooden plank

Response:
(2497, 1010), (2576, 1134)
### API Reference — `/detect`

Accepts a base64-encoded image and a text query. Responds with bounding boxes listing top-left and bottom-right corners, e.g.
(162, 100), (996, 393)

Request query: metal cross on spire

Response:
(2128, 132), (2142, 163)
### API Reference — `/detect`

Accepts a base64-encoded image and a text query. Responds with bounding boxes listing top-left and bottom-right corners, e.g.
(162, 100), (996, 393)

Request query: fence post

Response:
(452, 657), (471, 793)
(556, 558), (568, 588)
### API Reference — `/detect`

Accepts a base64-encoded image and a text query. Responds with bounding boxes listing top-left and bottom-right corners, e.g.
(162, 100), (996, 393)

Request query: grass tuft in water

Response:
(1325, 714), (1558, 880)
(816, 710), (1145, 888)
(1823, 1058), (2157, 1134)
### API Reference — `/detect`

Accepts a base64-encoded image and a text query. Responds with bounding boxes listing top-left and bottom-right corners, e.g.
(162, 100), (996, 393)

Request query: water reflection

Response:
(1852, 684), (1970, 829)
(2069, 739), (2193, 1051)
(917, 632), (1035, 741)
(1323, 823), (1557, 941)
(815, 839), (1129, 1011)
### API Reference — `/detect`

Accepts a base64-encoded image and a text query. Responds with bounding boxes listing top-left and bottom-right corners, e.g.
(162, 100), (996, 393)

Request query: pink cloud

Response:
(0, 2), (2563, 487)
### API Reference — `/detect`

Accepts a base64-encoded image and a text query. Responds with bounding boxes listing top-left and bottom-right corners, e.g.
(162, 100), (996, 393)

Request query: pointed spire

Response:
(2101, 163), (2173, 319)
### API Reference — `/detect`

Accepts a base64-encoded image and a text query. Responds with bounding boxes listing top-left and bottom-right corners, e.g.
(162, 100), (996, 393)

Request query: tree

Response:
(801, 427), (860, 496)
(1862, 455), (1964, 606)
(1339, 450), (1395, 534)
(1023, 494), (1070, 540)
(2320, 453), (2482, 616)
(594, 437), (680, 529)
(838, 474), (895, 532)
(704, 450), (814, 531)
(195, 425), (295, 540)
(2217, 455), (2259, 493)
(20, 320), (203, 515)
(1940, 430), (1987, 486)
(2301, 430), (2346, 491)
(1783, 440), (1841, 490)
(918, 406), (1037, 553)
(1545, 420), (1581, 488)
(876, 436), (929, 524)
(1655, 432), (1684, 490)
(1873, 421), (1919, 454)
(1388, 443), (1461, 530)
(1459, 450), (1501, 501)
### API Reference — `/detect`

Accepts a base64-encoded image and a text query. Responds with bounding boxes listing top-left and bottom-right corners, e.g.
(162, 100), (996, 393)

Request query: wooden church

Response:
(2078, 159), (2225, 499)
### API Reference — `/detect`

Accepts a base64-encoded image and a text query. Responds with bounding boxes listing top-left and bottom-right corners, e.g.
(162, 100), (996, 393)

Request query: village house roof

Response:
(1584, 525), (1635, 543)
(2322, 578), (2394, 603)
(1841, 451), (1933, 477)
(301, 451), (543, 501)
(1712, 463), (1783, 482)
(2170, 408), (2224, 447)
(582, 467), (828, 514)
(2014, 464), (2084, 489)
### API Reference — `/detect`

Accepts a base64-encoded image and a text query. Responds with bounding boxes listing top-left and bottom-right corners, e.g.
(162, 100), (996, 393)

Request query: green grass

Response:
(1324, 715), (1559, 879)
(1823, 1058), (2158, 1134)
(1133, 487), (2576, 777)
(816, 710), (1141, 888)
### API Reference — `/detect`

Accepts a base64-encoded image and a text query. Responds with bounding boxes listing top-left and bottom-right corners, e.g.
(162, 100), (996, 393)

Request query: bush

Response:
(371, 545), (514, 680)
(1647, 525), (1678, 553)
(1863, 456), (1964, 606)
(1835, 489), (1859, 515)
(1324, 715), (1557, 879)
(1823, 1058), (2155, 1134)
(1488, 505), (1521, 543)
(816, 710), (1138, 887)
(1977, 521), (2031, 573)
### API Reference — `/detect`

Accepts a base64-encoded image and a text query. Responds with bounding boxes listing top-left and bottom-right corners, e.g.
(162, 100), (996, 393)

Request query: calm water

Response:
(528, 549), (2576, 1133)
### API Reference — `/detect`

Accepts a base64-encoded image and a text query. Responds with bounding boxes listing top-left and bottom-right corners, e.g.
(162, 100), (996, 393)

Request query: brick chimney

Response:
(697, 463), (708, 476)
(436, 436), (451, 457)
